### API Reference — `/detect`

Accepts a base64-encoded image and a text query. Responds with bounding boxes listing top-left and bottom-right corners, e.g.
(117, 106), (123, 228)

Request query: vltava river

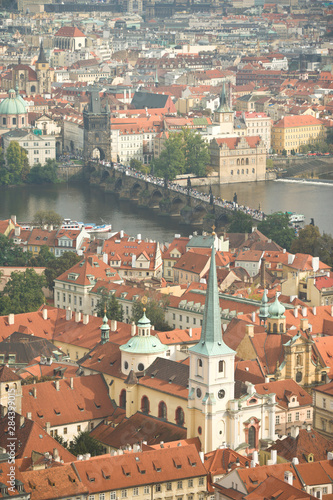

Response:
(0, 180), (332, 241)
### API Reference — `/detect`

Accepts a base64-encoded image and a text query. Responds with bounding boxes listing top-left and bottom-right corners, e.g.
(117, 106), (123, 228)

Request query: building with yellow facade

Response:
(271, 115), (326, 155)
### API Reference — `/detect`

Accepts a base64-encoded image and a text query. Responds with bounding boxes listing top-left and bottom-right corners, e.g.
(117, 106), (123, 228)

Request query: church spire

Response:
(37, 40), (47, 64)
(190, 244), (235, 356)
(100, 311), (110, 344)
(216, 81), (231, 113)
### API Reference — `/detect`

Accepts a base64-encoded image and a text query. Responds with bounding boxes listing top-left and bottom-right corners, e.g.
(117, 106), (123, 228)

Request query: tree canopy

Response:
(27, 160), (58, 184)
(94, 288), (123, 321)
(228, 211), (253, 233)
(68, 432), (105, 456)
(32, 210), (63, 227)
(44, 252), (82, 290)
(5, 141), (29, 184)
(0, 268), (46, 315)
(0, 234), (32, 266)
(131, 294), (170, 331)
(291, 224), (333, 267)
(257, 212), (296, 251)
(152, 129), (210, 180)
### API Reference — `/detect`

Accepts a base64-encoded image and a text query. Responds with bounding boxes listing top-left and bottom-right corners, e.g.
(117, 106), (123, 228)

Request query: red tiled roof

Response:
(215, 136), (262, 149)
(274, 115), (324, 128)
(55, 26), (85, 37)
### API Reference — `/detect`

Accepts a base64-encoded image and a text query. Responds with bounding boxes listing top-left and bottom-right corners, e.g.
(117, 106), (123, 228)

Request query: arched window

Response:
(237, 159), (240, 165)
(119, 389), (126, 409)
(248, 426), (256, 449)
(158, 401), (167, 419)
(141, 395), (150, 414)
(219, 360), (225, 374)
(273, 323), (277, 334)
(175, 407), (185, 426)
(241, 158), (244, 165)
(279, 323), (284, 333)
(296, 354), (302, 366)
(245, 158), (249, 165)
(31, 85), (36, 93)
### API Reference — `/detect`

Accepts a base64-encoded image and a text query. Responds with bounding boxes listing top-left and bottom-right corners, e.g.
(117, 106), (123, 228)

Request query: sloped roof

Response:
(55, 26), (85, 37)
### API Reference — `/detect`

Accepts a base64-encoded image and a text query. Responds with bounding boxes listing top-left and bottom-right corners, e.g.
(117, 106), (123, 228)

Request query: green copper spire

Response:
(190, 245), (235, 357)
(100, 312), (110, 344)
(215, 81), (231, 113)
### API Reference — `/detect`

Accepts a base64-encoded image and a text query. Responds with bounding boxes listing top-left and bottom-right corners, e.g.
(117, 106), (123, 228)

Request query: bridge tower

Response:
(83, 91), (111, 163)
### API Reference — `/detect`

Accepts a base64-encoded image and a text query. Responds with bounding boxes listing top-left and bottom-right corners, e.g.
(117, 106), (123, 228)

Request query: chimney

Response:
(252, 450), (258, 464)
(53, 448), (59, 461)
(120, 230), (124, 238)
(66, 307), (72, 321)
(288, 254), (295, 265)
(300, 317), (309, 331)
(301, 307), (307, 317)
(313, 306), (316, 316)
(294, 307), (298, 318)
(26, 412), (32, 420)
(250, 460), (256, 468)
(290, 425), (299, 438)
(19, 415), (25, 427)
(33, 387), (37, 398)
(131, 322), (136, 336)
(188, 328), (192, 338)
(55, 380), (60, 391)
(260, 257), (266, 287)
(292, 457), (299, 465)
(70, 378), (74, 389)
(270, 449), (277, 465)
(8, 313), (14, 325)
(83, 314), (89, 325)
(327, 451), (333, 460)
(11, 215), (16, 225)
(284, 471), (293, 486)
(45, 422), (50, 433)
(246, 324), (254, 337)
(14, 226), (21, 237)
(137, 233), (141, 241)
(102, 252), (108, 264)
(75, 311), (81, 323)
(251, 311), (256, 323)
(111, 320), (117, 332)
(42, 308), (48, 320)
(199, 451), (204, 463)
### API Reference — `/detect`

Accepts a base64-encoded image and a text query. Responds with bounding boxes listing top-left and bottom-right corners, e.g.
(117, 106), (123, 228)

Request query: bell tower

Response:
(36, 40), (51, 94)
(187, 243), (236, 453)
(214, 81), (234, 134)
(83, 91), (111, 163)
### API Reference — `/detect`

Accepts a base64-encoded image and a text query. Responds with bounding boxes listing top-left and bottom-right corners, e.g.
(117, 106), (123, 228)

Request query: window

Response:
(295, 412), (300, 421)
(158, 401), (167, 419)
(119, 389), (126, 409)
(64, 427), (67, 434)
(188, 479), (193, 487)
(141, 396), (150, 414)
(307, 410), (311, 419)
(89, 496), (95, 500)
(219, 360), (225, 373)
(133, 488), (139, 496)
(143, 486), (150, 494)
(288, 413), (292, 423)
(199, 477), (204, 486)
(323, 398), (327, 409)
(177, 481), (183, 489)
(121, 490), (127, 498)
(99, 495), (105, 500)
(166, 482), (172, 491)
(77, 425), (81, 432)
(155, 485), (161, 492)
(175, 407), (185, 426)
(276, 415), (280, 425)
(110, 493), (116, 500)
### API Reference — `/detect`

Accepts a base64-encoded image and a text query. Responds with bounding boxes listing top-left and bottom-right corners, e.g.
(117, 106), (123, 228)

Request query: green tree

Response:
(291, 225), (333, 267)
(131, 294), (171, 331)
(152, 133), (185, 181)
(282, 149), (287, 156)
(0, 268), (45, 315)
(0, 234), (32, 266)
(130, 158), (149, 175)
(44, 252), (82, 291)
(32, 210), (63, 227)
(68, 432), (104, 457)
(54, 435), (68, 449)
(6, 141), (29, 184)
(266, 158), (274, 169)
(94, 288), (123, 321)
(228, 211), (253, 233)
(27, 161), (58, 184)
(182, 128), (210, 177)
(29, 245), (56, 267)
(257, 212), (296, 251)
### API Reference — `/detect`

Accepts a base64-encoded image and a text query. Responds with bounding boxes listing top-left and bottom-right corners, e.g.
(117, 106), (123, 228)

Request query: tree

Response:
(291, 225), (333, 267)
(181, 128), (210, 177)
(44, 252), (82, 291)
(32, 210), (63, 227)
(27, 160), (58, 184)
(54, 435), (68, 449)
(0, 234), (32, 266)
(131, 294), (170, 331)
(94, 288), (123, 321)
(68, 432), (104, 457)
(152, 133), (185, 181)
(130, 158), (149, 175)
(228, 211), (253, 233)
(257, 212), (296, 251)
(6, 141), (29, 184)
(29, 245), (56, 267)
(0, 268), (46, 315)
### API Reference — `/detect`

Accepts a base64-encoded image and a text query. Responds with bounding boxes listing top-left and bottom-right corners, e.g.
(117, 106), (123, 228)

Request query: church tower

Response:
(35, 41), (51, 94)
(266, 293), (286, 334)
(187, 244), (236, 453)
(214, 82), (234, 134)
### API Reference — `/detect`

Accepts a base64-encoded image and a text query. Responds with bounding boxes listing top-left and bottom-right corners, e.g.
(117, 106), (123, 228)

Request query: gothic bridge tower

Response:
(83, 91), (111, 163)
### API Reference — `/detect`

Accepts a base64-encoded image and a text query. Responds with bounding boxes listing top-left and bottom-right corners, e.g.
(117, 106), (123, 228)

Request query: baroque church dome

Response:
(0, 88), (27, 115)
(268, 293), (286, 318)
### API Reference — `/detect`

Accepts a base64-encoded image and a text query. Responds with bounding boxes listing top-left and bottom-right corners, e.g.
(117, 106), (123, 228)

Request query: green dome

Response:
(137, 310), (151, 327)
(268, 293), (285, 319)
(0, 89), (27, 115)
(120, 334), (168, 354)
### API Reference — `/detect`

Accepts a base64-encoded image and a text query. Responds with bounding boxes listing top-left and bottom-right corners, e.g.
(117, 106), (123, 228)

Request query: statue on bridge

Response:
(209, 185), (214, 206)
(233, 192), (238, 205)
(187, 176), (192, 194)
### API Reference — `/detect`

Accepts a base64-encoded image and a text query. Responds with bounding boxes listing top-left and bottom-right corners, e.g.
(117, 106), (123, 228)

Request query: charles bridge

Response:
(90, 162), (264, 229)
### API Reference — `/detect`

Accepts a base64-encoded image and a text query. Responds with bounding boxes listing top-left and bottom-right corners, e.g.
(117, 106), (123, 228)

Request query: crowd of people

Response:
(104, 161), (266, 222)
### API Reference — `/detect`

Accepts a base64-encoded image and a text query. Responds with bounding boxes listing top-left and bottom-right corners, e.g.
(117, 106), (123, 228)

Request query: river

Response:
(0, 180), (332, 241)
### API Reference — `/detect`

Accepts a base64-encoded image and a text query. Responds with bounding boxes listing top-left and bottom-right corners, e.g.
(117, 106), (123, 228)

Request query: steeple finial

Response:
(189, 246), (235, 356)
(100, 311), (110, 344)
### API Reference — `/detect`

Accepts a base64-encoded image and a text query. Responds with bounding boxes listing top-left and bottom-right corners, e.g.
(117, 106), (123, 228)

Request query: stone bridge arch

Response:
(130, 181), (143, 200)
(170, 195), (186, 216)
(191, 204), (207, 224)
(150, 189), (164, 208)
(115, 177), (123, 191)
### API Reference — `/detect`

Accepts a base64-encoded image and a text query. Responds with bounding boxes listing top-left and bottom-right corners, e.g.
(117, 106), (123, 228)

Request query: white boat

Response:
(288, 213), (305, 224)
(85, 224), (112, 233)
(61, 219), (84, 230)
(61, 219), (112, 233)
